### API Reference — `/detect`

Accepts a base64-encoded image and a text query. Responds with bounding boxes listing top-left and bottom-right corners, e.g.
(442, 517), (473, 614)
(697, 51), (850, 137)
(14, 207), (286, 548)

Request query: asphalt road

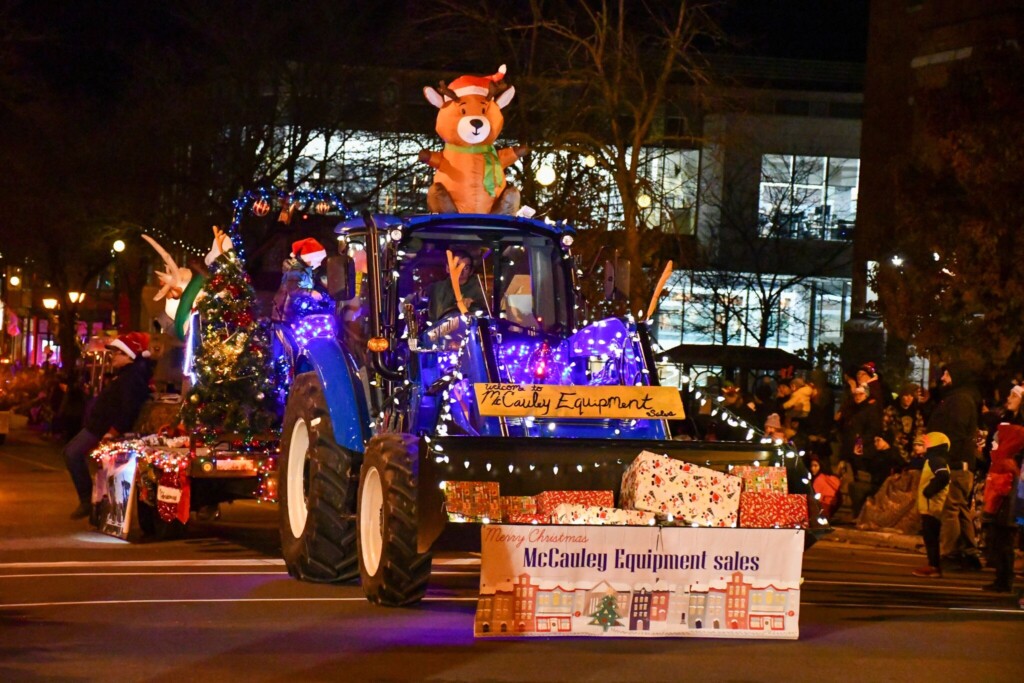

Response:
(2, 416), (1023, 682)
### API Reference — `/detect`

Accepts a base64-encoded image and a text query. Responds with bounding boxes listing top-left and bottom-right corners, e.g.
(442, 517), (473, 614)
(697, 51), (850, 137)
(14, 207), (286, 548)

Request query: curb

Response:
(821, 526), (924, 553)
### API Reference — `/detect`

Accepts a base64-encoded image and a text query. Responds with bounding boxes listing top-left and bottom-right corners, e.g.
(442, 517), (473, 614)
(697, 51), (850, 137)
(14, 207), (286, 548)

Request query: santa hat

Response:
(447, 65), (506, 98)
(291, 238), (326, 265)
(107, 331), (150, 360)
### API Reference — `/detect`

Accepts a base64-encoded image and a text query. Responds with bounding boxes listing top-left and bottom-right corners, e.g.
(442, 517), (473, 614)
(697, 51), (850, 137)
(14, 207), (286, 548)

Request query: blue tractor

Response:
(278, 211), (784, 606)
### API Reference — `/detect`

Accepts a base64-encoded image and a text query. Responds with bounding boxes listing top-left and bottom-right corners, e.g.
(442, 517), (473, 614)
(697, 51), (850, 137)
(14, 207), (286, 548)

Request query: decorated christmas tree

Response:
(180, 242), (279, 444)
(589, 594), (624, 632)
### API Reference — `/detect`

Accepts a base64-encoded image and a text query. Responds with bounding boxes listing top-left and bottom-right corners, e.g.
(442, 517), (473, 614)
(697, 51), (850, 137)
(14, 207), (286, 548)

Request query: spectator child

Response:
(912, 432), (951, 578)
(809, 455), (842, 519)
(783, 377), (813, 421)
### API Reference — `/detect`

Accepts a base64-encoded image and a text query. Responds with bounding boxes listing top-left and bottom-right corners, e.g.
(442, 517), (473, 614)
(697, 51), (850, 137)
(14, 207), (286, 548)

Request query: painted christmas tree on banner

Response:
(589, 594), (624, 632)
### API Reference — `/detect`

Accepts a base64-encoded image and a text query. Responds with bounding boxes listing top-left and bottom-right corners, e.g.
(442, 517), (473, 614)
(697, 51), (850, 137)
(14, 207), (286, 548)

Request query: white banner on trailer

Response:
(475, 525), (803, 639)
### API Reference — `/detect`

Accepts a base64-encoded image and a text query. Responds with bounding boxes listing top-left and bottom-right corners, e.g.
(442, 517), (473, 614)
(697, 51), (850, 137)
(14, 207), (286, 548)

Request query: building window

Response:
(758, 154), (859, 241)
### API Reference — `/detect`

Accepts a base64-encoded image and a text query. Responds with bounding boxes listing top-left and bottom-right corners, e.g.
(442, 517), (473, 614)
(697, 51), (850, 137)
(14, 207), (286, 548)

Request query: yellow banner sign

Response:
(473, 383), (685, 420)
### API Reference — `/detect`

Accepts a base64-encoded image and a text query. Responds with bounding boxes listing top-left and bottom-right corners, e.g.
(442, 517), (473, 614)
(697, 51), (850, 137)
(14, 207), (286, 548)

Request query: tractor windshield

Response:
(494, 236), (568, 333)
(395, 231), (571, 335)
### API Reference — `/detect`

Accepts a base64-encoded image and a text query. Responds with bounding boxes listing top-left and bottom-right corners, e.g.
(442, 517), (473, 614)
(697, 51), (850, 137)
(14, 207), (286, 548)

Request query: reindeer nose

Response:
(469, 118), (484, 132)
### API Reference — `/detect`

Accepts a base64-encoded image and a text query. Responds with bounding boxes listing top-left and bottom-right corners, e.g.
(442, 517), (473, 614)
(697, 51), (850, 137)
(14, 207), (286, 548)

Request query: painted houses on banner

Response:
(475, 571), (797, 635)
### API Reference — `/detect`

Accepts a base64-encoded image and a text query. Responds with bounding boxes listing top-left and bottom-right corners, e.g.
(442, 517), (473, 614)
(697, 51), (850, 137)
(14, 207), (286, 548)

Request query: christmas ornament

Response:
(252, 198), (271, 216)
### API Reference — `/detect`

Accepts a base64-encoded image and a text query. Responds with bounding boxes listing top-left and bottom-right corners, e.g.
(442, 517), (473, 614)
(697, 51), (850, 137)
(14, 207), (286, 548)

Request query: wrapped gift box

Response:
(551, 503), (656, 526)
(443, 481), (502, 522)
(620, 451), (742, 527)
(732, 464), (788, 494)
(505, 513), (549, 524)
(739, 492), (809, 528)
(535, 490), (614, 515)
(500, 495), (538, 518)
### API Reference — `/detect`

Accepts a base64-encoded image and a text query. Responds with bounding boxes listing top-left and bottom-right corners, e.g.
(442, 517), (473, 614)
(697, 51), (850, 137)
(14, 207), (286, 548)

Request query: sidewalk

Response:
(821, 524), (925, 553)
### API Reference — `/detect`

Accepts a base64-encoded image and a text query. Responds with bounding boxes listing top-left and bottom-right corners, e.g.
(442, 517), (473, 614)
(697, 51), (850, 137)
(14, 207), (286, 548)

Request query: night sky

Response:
(714, 0), (869, 62)
(13, 1), (870, 95)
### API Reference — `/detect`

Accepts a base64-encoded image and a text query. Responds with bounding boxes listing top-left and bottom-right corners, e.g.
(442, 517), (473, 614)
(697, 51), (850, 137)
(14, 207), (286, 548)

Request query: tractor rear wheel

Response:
(279, 373), (358, 582)
(357, 433), (432, 606)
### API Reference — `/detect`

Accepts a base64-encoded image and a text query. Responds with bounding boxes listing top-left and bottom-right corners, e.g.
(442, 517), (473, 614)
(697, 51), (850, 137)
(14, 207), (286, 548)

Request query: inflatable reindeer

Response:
(418, 65), (529, 215)
(143, 226), (232, 339)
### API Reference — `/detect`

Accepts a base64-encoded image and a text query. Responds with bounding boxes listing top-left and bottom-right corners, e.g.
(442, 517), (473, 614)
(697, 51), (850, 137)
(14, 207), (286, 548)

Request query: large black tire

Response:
(357, 433), (432, 606)
(279, 373), (359, 582)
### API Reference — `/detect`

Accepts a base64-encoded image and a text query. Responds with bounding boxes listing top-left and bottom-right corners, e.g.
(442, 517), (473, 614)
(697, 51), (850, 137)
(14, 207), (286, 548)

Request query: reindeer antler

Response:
(142, 234), (193, 301)
(437, 81), (459, 102)
(487, 79), (509, 101)
(204, 225), (234, 266)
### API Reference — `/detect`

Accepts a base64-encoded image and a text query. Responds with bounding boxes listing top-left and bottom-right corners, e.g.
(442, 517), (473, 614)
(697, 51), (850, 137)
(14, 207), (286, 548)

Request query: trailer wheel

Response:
(279, 373), (358, 582)
(358, 433), (432, 606)
(136, 499), (187, 540)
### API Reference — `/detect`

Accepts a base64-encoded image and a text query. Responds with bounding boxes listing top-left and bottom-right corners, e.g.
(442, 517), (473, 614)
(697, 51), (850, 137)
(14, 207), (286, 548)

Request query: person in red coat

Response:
(982, 423), (1024, 593)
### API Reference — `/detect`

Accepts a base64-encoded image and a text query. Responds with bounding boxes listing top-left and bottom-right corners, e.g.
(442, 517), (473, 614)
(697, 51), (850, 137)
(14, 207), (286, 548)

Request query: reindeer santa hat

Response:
(443, 64), (507, 99)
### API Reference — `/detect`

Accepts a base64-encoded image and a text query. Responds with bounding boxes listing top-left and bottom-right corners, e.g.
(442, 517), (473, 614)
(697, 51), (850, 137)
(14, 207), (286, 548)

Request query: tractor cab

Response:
(336, 213), (667, 441)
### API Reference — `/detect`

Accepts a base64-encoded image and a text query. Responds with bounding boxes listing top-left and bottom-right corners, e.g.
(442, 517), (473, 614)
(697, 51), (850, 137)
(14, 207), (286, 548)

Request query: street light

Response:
(42, 297), (58, 310)
(8, 275), (20, 287)
(535, 164), (556, 187)
(112, 239), (126, 253)
(637, 194), (652, 209)
(68, 292), (85, 303)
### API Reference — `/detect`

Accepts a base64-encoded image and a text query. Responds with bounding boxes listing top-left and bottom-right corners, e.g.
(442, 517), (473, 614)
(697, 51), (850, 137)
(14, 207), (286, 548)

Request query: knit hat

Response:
(446, 65), (506, 98)
(765, 413), (782, 430)
(922, 432), (950, 452)
(291, 238), (327, 267)
(857, 362), (876, 377)
(1011, 385), (1024, 400)
(107, 332), (150, 360)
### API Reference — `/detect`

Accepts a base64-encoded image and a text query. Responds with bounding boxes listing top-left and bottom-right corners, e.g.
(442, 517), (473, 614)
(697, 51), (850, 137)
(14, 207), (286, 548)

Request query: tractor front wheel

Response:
(357, 433), (432, 606)
(279, 373), (358, 582)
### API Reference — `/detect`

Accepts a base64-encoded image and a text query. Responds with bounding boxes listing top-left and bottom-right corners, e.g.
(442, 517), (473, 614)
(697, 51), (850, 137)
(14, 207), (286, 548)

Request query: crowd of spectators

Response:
(0, 361), (90, 443)
(700, 360), (1023, 603)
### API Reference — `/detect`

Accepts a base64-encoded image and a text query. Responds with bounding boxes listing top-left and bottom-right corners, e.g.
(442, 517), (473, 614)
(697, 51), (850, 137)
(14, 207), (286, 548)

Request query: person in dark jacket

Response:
(927, 361), (982, 568)
(912, 432), (952, 577)
(64, 332), (153, 519)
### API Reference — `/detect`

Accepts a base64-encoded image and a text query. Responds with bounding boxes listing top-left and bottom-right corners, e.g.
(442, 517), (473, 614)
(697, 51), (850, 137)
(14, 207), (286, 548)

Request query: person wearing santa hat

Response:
(272, 237), (330, 320)
(64, 332), (154, 520)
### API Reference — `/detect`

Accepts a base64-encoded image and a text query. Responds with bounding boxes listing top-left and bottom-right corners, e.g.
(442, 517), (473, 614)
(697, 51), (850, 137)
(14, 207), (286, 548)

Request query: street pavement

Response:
(2, 415), (1023, 682)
